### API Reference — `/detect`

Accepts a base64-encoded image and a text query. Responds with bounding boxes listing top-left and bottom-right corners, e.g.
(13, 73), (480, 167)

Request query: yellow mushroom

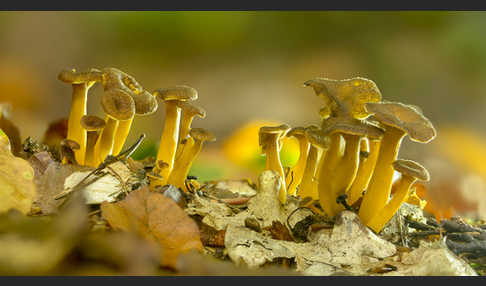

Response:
(366, 159), (430, 233)
(80, 115), (106, 167)
(259, 124), (291, 204)
(174, 101), (206, 160)
(151, 85), (198, 187)
(93, 89), (135, 165)
(58, 68), (103, 164)
(285, 127), (311, 196)
(358, 102), (436, 224)
(100, 68), (157, 156)
(317, 116), (383, 218)
(167, 128), (216, 191)
(346, 136), (382, 206)
(298, 126), (330, 200)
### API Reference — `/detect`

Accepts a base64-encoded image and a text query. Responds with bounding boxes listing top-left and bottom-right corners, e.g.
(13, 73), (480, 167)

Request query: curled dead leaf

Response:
(101, 186), (203, 269)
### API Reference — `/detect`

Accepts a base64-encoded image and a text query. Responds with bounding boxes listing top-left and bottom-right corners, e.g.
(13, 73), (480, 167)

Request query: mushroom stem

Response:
(317, 133), (345, 217)
(85, 131), (100, 167)
(152, 101), (181, 186)
(358, 126), (406, 224)
(263, 137), (287, 203)
(334, 133), (361, 196)
(167, 137), (199, 191)
(112, 118), (133, 156)
(67, 83), (89, 165)
(298, 145), (324, 200)
(286, 138), (310, 195)
(94, 117), (119, 165)
(179, 113), (195, 144)
(347, 139), (381, 205)
(366, 175), (415, 233)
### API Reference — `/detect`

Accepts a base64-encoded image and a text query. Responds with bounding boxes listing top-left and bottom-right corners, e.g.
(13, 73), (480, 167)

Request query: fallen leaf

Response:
(0, 140), (36, 214)
(101, 186), (203, 269)
(263, 221), (294, 241)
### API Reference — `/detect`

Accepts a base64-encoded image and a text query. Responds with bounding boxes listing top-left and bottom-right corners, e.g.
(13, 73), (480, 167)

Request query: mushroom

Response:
(366, 159), (430, 233)
(93, 89), (135, 165)
(80, 115), (106, 167)
(167, 128), (216, 191)
(304, 77), (382, 119)
(112, 89), (158, 155)
(317, 116), (384, 218)
(60, 138), (80, 165)
(347, 125), (384, 206)
(285, 127), (311, 196)
(258, 124), (291, 204)
(297, 126), (331, 200)
(358, 102), (436, 224)
(58, 68), (103, 164)
(100, 67), (156, 156)
(151, 85), (198, 187)
(174, 101), (206, 159)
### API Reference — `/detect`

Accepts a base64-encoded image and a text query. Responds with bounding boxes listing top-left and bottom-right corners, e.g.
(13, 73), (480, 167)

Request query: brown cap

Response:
(132, 90), (158, 116)
(60, 138), (80, 150)
(100, 89), (136, 121)
(304, 77), (382, 119)
(321, 116), (384, 140)
(305, 128), (331, 149)
(176, 101), (206, 118)
(286, 126), (306, 139)
(101, 67), (144, 95)
(80, 115), (106, 131)
(259, 124), (291, 149)
(58, 68), (103, 84)
(365, 102), (436, 143)
(189, 128), (216, 143)
(153, 85), (198, 101)
(393, 159), (430, 181)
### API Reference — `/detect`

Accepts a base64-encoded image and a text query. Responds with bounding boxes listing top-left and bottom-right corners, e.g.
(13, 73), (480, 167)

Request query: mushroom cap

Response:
(60, 138), (80, 150)
(365, 102), (436, 143)
(304, 77), (382, 119)
(153, 85), (198, 102)
(393, 159), (430, 181)
(286, 126), (307, 138)
(321, 116), (384, 140)
(58, 68), (103, 84)
(101, 67), (145, 95)
(80, 115), (106, 131)
(258, 124), (291, 149)
(132, 90), (159, 116)
(189, 128), (216, 142)
(305, 128), (331, 149)
(100, 89), (136, 121)
(176, 101), (206, 118)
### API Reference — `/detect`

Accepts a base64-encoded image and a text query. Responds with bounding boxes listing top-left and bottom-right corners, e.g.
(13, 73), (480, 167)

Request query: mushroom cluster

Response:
(58, 67), (214, 191)
(259, 77), (436, 233)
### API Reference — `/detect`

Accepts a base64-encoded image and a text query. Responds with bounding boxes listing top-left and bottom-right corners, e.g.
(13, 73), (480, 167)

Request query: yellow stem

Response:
(263, 138), (287, 204)
(67, 84), (88, 165)
(152, 101), (181, 187)
(366, 176), (415, 233)
(317, 133), (344, 218)
(84, 131), (99, 167)
(94, 117), (118, 166)
(175, 115), (195, 160)
(358, 127), (405, 224)
(297, 145), (320, 199)
(347, 139), (382, 205)
(167, 138), (201, 191)
(334, 134), (361, 196)
(112, 118), (133, 156)
(286, 138), (310, 196)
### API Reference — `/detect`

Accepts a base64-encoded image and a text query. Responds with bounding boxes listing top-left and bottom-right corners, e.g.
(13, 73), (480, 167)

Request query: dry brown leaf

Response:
(101, 187), (203, 269)
(0, 138), (36, 214)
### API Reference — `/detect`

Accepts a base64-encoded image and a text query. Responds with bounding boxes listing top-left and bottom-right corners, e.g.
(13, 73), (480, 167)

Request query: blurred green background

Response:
(2, 11), (486, 185)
